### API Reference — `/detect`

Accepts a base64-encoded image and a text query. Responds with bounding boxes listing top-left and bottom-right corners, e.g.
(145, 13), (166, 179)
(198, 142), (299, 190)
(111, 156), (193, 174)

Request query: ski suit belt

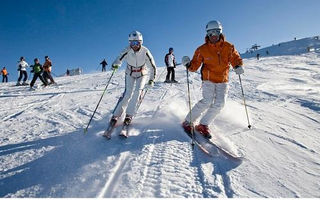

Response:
(127, 63), (147, 77)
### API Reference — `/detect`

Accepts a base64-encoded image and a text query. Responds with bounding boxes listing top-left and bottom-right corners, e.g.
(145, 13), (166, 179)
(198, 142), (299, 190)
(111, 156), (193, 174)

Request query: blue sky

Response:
(1, 0), (320, 80)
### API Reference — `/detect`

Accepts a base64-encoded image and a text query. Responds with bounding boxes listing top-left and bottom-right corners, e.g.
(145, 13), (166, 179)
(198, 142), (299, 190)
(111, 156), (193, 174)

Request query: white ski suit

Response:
(112, 45), (157, 117)
(17, 60), (29, 71)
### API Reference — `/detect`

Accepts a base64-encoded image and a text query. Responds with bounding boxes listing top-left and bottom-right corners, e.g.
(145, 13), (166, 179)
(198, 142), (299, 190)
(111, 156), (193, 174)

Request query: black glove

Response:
(148, 80), (154, 87)
(185, 62), (191, 69)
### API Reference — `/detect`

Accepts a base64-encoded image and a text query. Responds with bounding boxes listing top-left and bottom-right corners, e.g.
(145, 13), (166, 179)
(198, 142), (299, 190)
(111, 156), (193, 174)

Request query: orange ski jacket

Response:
(43, 60), (52, 72)
(1, 69), (8, 76)
(188, 35), (243, 83)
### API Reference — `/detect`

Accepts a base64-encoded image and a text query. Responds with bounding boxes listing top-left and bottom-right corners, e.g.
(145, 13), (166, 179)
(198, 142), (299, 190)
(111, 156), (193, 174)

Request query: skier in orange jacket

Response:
(1, 67), (9, 82)
(182, 20), (244, 138)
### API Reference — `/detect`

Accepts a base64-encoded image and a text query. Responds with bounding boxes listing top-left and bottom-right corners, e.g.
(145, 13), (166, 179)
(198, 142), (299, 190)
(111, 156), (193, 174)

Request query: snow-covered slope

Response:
(1, 53), (320, 197)
(241, 36), (320, 58)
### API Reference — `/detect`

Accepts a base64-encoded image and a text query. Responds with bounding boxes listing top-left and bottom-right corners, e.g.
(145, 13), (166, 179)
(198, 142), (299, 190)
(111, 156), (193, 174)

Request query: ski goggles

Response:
(207, 29), (222, 37)
(130, 40), (141, 46)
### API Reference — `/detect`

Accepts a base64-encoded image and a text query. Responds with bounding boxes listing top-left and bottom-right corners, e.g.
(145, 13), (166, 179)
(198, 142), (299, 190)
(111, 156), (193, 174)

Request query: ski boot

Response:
(164, 79), (171, 83)
(16, 82), (22, 86)
(29, 86), (36, 91)
(22, 81), (29, 86)
(120, 115), (132, 138)
(103, 116), (118, 139)
(182, 120), (193, 136)
(123, 115), (132, 126)
(110, 116), (118, 127)
(195, 124), (212, 139)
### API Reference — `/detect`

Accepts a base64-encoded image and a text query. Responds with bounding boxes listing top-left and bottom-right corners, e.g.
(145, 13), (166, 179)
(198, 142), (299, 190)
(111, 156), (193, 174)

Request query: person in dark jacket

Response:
(164, 47), (177, 83)
(100, 59), (108, 72)
(30, 58), (48, 88)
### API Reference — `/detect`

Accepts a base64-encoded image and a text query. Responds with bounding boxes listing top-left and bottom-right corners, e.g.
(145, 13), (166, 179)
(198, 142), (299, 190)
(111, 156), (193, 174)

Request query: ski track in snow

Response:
(1, 53), (320, 197)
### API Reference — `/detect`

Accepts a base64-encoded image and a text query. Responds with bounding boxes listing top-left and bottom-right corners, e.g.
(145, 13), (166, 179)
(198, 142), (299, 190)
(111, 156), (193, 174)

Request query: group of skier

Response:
(103, 20), (244, 139)
(16, 56), (56, 89)
(2, 19), (244, 139)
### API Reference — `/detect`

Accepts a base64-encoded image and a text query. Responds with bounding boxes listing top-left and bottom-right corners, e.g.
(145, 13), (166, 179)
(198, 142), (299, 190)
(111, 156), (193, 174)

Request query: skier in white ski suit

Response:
(110, 31), (157, 125)
(16, 56), (29, 86)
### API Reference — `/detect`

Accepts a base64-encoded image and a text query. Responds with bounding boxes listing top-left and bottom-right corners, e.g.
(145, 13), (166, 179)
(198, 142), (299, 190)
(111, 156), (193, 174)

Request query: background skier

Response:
(16, 56), (29, 86)
(109, 30), (157, 128)
(100, 59), (108, 72)
(29, 58), (48, 89)
(42, 56), (56, 85)
(1, 67), (9, 83)
(182, 20), (244, 138)
(164, 47), (177, 83)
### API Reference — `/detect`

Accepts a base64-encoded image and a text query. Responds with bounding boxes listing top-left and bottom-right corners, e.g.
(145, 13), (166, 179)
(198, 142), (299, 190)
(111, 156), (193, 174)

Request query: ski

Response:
(183, 129), (212, 156)
(207, 139), (242, 160)
(194, 131), (244, 161)
(119, 124), (129, 138)
(183, 126), (243, 161)
(103, 120), (117, 140)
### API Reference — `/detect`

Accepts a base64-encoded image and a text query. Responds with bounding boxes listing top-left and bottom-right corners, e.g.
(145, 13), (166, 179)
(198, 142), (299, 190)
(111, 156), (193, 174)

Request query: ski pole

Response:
(84, 68), (117, 133)
(238, 74), (252, 129)
(186, 68), (195, 149)
(136, 66), (167, 112)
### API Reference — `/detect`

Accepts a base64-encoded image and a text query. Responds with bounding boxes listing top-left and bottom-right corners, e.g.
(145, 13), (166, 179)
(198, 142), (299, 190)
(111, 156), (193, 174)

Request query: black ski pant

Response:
(2, 75), (8, 82)
(30, 72), (48, 87)
(102, 66), (106, 72)
(165, 67), (175, 81)
(43, 71), (55, 84)
(18, 70), (28, 82)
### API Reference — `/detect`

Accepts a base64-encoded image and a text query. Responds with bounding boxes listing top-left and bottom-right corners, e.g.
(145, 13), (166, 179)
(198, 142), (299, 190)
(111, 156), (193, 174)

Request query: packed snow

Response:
(1, 51), (320, 197)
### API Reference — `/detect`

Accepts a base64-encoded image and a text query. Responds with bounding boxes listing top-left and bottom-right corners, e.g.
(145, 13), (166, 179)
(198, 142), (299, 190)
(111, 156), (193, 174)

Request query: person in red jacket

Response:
(182, 20), (244, 138)
(42, 56), (56, 85)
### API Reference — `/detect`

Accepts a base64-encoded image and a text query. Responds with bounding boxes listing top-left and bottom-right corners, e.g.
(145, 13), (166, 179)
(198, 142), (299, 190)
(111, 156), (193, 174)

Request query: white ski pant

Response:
(185, 81), (229, 125)
(113, 73), (147, 117)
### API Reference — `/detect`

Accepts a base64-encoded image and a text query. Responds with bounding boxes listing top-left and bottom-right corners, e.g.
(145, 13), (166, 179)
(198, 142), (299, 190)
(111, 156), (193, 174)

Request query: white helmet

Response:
(128, 31), (143, 44)
(206, 20), (223, 33)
